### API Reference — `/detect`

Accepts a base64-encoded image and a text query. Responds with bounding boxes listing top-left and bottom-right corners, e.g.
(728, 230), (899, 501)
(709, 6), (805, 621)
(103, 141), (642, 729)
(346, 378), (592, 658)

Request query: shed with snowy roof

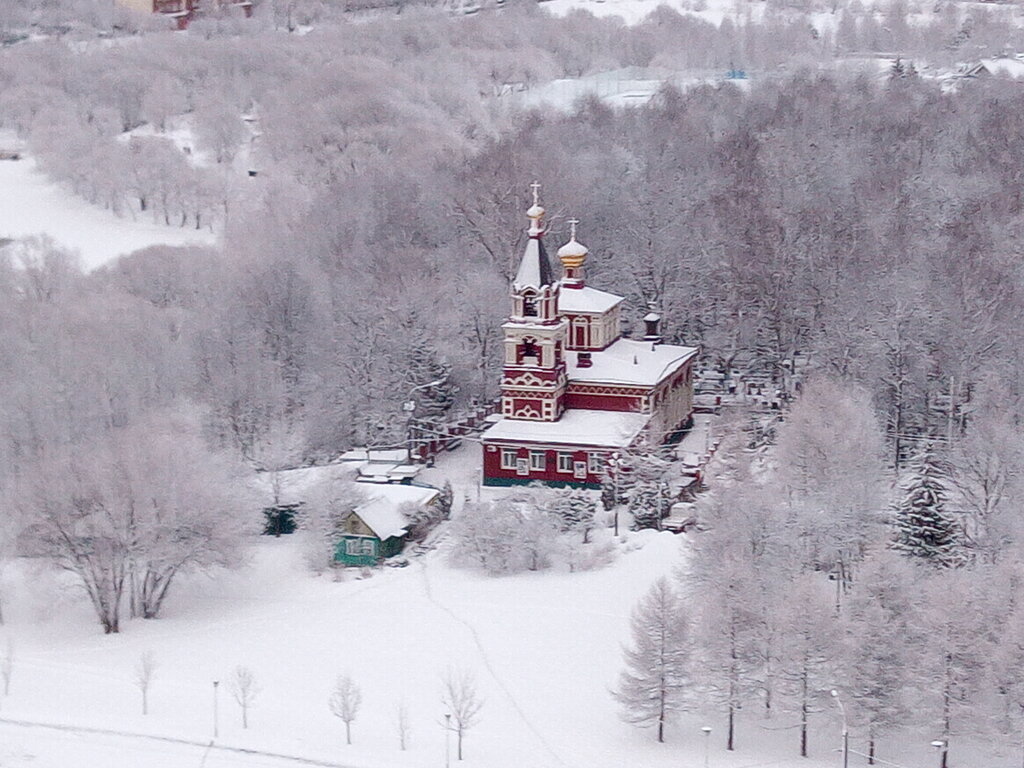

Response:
(334, 483), (440, 566)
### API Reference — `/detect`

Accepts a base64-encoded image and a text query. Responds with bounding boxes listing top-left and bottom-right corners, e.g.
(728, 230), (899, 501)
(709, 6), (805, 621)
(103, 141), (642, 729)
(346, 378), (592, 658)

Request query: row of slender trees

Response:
(614, 378), (1024, 767)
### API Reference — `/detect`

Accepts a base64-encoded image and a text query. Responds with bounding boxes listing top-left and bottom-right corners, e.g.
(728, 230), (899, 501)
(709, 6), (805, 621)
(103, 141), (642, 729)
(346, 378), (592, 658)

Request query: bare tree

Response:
(328, 672), (362, 745)
(228, 666), (260, 729)
(395, 700), (411, 750)
(134, 650), (158, 715)
(611, 577), (692, 743)
(441, 668), (484, 761)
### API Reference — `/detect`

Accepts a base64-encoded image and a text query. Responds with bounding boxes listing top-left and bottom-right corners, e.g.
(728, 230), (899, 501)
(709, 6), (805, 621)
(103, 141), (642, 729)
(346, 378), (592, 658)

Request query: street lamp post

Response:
(405, 379), (443, 464)
(610, 452), (621, 537)
(830, 690), (848, 768)
(701, 726), (712, 768)
(931, 739), (947, 768)
(213, 680), (220, 739)
(444, 712), (452, 768)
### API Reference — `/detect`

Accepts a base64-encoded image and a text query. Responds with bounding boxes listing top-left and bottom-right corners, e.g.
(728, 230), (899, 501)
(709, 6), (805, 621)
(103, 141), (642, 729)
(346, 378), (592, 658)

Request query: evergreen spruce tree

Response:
(892, 444), (964, 567)
(548, 487), (598, 542)
(401, 314), (456, 420)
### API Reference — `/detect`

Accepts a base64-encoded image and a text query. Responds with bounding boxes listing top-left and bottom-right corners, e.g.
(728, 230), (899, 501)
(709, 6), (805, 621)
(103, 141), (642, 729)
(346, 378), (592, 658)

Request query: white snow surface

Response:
(482, 409), (649, 448)
(557, 284), (623, 314)
(568, 337), (698, 387)
(0, 140), (217, 272)
(0, 442), (1019, 768)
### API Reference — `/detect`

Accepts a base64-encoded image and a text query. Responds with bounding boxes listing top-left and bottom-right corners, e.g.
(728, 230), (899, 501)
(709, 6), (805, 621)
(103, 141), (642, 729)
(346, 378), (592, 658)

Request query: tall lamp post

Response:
(213, 680), (220, 739)
(701, 725), (712, 768)
(830, 690), (848, 768)
(609, 452), (622, 536)
(404, 379), (443, 463)
(444, 712), (452, 768)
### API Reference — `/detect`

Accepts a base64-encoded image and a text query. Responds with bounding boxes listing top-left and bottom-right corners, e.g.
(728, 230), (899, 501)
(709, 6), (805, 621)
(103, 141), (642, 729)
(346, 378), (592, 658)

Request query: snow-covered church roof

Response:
(482, 409), (649, 448)
(567, 338), (698, 388)
(558, 285), (623, 314)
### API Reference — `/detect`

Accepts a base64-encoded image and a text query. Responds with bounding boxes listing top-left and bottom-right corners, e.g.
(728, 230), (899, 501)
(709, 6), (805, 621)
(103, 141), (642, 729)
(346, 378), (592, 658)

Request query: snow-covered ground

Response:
(0, 138), (217, 272)
(1, 437), (1018, 768)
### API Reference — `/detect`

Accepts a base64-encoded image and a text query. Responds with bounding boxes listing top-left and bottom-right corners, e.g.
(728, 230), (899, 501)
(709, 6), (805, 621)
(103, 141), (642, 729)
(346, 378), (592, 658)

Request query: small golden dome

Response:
(557, 218), (588, 270)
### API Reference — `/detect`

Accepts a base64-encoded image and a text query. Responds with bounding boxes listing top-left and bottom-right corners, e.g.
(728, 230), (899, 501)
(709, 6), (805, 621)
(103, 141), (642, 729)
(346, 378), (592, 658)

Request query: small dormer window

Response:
(523, 295), (537, 317)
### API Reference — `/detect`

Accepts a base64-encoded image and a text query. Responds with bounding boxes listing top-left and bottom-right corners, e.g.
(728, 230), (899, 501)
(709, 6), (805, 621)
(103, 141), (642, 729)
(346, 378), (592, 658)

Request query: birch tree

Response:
(328, 673), (362, 745)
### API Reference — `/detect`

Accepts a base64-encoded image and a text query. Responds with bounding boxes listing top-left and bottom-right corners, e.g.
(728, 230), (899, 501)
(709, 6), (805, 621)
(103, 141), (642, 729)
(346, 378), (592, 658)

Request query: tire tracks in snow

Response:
(417, 556), (572, 768)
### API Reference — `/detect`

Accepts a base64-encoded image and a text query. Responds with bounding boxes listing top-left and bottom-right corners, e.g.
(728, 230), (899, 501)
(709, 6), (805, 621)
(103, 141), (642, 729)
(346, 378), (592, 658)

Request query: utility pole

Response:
(213, 680), (220, 739)
(831, 690), (848, 768)
(444, 712), (451, 768)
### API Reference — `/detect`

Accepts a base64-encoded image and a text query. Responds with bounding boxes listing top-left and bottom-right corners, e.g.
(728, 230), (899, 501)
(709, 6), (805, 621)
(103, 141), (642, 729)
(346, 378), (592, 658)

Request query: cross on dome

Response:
(567, 218), (580, 240)
(530, 181), (542, 207)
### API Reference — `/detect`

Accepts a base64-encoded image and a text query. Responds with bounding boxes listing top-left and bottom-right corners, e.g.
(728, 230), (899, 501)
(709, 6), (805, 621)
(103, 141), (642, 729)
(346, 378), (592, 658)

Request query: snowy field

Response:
(0, 146), (217, 272)
(0, 435), (1018, 768)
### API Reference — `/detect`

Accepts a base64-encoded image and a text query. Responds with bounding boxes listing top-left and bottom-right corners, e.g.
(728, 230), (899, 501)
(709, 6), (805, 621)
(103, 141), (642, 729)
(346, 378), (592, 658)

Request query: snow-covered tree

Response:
(914, 570), (999, 768)
(773, 377), (889, 580)
(328, 673), (362, 745)
(546, 487), (598, 543)
(448, 499), (556, 575)
(299, 482), (367, 572)
(612, 577), (692, 743)
(16, 412), (252, 630)
(441, 668), (483, 761)
(892, 444), (964, 567)
(837, 551), (917, 765)
(775, 574), (839, 758)
(228, 665), (261, 729)
(134, 651), (158, 716)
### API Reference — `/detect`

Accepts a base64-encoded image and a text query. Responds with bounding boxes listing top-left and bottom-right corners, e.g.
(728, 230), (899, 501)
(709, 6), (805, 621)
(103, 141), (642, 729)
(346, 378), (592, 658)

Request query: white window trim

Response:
(530, 451), (546, 471)
(501, 449), (518, 470)
(557, 452), (573, 473)
(345, 538), (375, 556)
(588, 452), (603, 474)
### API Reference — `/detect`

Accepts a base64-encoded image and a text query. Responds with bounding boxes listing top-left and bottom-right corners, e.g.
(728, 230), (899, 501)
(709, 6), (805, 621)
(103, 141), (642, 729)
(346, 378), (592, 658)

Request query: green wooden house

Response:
(333, 484), (440, 567)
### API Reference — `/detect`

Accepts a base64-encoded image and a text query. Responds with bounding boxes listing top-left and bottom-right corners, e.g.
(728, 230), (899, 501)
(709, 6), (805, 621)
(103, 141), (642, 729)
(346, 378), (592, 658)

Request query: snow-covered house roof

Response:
(964, 57), (1024, 78)
(557, 285), (623, 314)
(352, 484), (439, 540)
(482, 409), (649, 448)
(567, 338), (698, 388)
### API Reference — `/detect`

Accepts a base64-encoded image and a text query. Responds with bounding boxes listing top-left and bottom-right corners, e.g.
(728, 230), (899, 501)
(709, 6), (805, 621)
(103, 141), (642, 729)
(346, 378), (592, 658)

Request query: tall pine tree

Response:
(892, 444), (964, 567)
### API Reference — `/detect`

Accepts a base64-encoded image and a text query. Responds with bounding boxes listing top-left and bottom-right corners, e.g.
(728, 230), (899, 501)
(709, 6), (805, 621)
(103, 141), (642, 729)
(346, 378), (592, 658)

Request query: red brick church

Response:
(481, 186), (698, 488)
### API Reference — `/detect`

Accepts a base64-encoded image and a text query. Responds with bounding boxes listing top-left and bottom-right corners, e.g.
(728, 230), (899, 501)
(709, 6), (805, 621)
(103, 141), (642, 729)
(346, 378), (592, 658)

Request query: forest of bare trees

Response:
(0, 0), (1023, 658)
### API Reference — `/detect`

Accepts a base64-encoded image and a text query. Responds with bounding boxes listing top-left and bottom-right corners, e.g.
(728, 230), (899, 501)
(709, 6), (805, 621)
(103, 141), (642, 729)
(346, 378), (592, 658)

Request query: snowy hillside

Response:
(0, 135), (217, 272)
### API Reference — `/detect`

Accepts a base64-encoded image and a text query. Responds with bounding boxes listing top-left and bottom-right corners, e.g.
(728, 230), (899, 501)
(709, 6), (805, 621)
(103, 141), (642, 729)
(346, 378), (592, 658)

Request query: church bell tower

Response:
(499, 183), (568, 421)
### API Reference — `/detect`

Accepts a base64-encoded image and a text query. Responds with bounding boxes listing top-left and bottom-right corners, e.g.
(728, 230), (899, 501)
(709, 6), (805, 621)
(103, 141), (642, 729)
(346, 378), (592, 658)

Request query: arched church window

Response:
(520, 339), (539, 362)
(523, 294), (538, 317)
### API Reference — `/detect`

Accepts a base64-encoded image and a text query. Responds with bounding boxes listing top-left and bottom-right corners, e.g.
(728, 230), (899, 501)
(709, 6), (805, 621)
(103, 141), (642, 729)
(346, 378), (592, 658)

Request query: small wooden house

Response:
(333, 484), (441, 567)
